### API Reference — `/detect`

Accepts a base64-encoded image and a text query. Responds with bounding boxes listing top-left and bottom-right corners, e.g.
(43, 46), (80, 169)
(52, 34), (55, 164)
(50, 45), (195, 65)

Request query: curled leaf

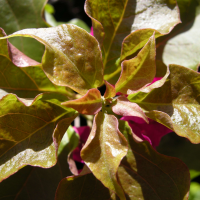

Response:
(115, 34), (156, 94)
(62, 88), (102, 115)
(81, 112), (128, 199)
(0, 93), (76, 182)
(129, 64), (200, 143)
(0, 25), (104, 94)
(111, 96), (148, 123)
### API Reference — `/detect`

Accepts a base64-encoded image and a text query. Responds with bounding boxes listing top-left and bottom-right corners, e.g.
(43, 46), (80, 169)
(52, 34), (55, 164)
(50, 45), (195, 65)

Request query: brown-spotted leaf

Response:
(55, 173), (118, 200)
(128, 64), (200, 143)
(0, 24), (104, 95)
(62, 88), (102, 115)
(111, 96), (148, 123)
(118, 121), (190, 200)
(85, 0), (180, 77)
(0, 93), (77, 182)
(104, 80), (116, 99)
(0, 28), (72, 98)
(115, 34), (156, 95)
(81, 112), (128, 200)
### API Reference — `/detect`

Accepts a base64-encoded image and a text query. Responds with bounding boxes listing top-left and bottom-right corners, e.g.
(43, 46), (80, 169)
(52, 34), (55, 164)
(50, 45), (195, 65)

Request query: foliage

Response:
(0, 0), (200, 199)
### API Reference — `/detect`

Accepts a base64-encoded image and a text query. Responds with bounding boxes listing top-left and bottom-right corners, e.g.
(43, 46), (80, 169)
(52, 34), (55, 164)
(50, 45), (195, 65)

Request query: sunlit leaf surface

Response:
(115, 35), (156, 94)
(85, 0), (180, 78)
(129, 64), (200, 143)
(0, 93), (76, 182)
(162, 2), (200, 70)
(0, 28), (70, 98)
(62, 88), (102, 115)
(0, 126), (77, 199)
(81, 112), (128, 199)
(0, 24), (104, 94)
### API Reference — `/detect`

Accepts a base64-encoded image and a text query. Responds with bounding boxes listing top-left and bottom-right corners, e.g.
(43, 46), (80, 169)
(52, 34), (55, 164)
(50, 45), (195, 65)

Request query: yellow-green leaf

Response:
(81, 112), (128, 199)
(104, 81), (116, 99)
(115, 34), (156, 94)
(0, 93), (77, 182)
(85, 0), (180, 77)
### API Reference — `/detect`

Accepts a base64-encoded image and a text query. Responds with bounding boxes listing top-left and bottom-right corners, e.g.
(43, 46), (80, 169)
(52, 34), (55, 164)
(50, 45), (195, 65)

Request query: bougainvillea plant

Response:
(1, 0), (200, 199)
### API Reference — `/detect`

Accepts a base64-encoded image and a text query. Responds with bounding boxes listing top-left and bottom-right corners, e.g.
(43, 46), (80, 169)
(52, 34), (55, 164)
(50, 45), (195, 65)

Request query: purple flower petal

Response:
(72, 126), (91, 163)
(121, 116), (172, 148)
(90, 27), (93, 36)
(73, 126), (90, 143)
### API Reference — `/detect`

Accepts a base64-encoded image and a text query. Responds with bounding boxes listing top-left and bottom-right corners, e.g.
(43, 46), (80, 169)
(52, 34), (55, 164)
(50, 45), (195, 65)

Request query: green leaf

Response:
(129, 64), (200, 143)
(118, 121), (190, 200)
(81, 112), (128, 199)
(55, 173), (117, 200)
(0, 0), (48, 62)
(0, 93), (77, 182)
(104, 81), (116, 99)
(189, 182), (200, 200)
(67, 19), (91, 33)
(85, 0), (180, 77)
(57, 125), (79, 156)
(115, 34), (156, 94)
(1, 25), (104, 94)
(62, 88), (102, 115)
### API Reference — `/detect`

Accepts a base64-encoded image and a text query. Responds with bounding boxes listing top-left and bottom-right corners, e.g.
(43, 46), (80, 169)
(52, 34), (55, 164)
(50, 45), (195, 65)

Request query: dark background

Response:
(48, 0), (91, 27)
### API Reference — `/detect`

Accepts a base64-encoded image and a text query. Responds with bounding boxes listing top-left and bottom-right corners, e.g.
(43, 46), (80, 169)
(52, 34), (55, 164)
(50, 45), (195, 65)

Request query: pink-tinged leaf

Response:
(121, 115), (172, 148)
(62, 88), (102, 115)
(140, 64), (170, 93)
(104, 81), (116, 99)
(0, 28), (73, 98)
(115, 34), (156, 95)
(81, 112), (128, 200)
(0, 25), (104, 95)
(111, 96), (148, 123)
(0, 28), (39, 67)
(0, 0), (48, 62)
